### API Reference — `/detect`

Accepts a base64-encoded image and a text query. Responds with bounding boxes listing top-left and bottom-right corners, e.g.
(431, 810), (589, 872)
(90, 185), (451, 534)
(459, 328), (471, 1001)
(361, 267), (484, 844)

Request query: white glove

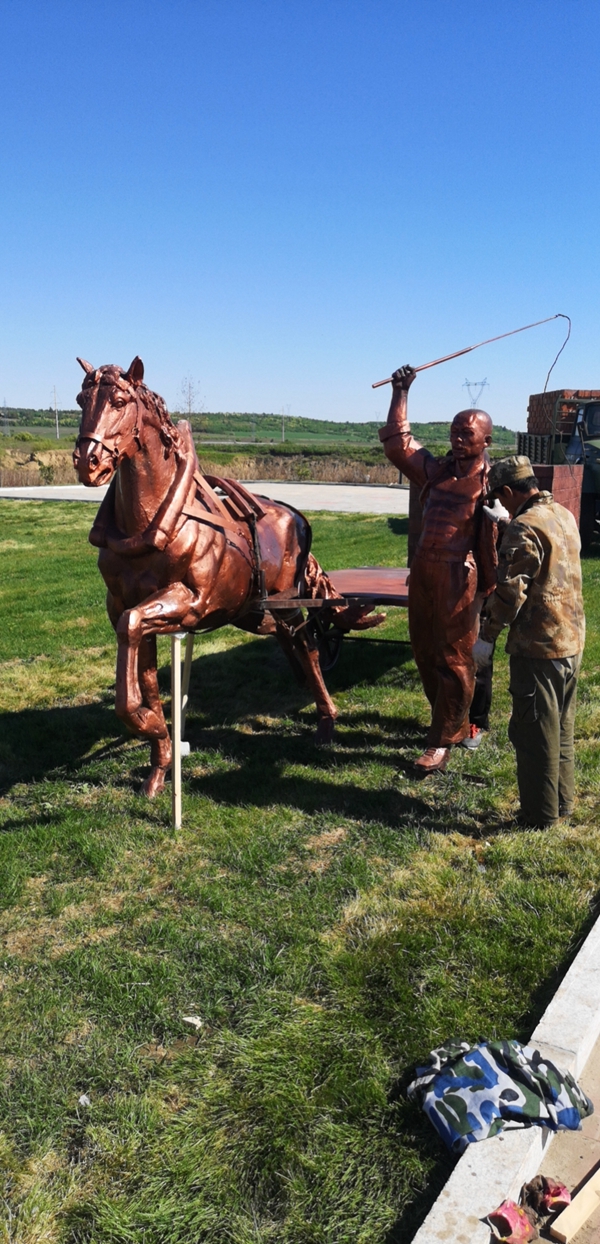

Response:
(472, 638), (494, 668)
(483, 498), (510, 523)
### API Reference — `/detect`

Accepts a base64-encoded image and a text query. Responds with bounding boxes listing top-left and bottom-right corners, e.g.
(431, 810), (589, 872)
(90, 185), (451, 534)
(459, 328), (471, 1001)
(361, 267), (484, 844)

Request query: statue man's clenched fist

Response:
(391, 365), (417, 391)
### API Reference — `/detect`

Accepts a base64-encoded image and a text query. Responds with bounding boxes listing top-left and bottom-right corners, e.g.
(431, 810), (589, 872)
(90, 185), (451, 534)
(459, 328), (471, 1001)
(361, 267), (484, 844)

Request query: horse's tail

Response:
(276, 502), (343, 608)
(277, 504), (337, 603)
(278, 503), (313, 595)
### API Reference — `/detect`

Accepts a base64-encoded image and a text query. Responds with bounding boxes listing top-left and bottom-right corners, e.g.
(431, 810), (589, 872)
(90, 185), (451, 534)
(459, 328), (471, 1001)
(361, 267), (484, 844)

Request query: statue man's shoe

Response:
(414, 747), (451, 776)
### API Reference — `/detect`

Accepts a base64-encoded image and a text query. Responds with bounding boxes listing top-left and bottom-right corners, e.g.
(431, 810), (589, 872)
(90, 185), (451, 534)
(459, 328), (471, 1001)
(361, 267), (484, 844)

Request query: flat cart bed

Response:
(327, 566), (409, 607)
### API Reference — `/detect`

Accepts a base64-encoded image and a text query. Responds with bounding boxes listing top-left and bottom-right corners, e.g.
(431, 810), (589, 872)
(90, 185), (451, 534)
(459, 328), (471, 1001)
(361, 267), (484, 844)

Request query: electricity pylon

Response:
(463, 377), (489, 408)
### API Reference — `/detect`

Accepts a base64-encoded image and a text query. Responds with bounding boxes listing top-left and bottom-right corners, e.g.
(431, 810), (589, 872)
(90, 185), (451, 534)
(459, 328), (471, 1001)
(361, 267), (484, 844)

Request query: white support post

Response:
(171, 632), (195, 829)
(181, 633), (195, 739)
(171, 632), (184, 829)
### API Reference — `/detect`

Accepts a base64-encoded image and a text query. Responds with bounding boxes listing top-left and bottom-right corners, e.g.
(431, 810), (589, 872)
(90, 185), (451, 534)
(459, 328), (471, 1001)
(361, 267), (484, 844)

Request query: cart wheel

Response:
(314, 620), (344, 672)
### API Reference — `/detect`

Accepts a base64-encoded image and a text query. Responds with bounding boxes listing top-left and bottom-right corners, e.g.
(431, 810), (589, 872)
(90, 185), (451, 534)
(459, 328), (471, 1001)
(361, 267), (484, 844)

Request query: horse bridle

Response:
(74, 379), (142, 468)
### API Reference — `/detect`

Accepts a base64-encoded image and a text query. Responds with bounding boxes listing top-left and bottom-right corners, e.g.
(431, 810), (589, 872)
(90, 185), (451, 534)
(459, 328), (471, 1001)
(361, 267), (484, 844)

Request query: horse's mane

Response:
(136, 380), (179, 454)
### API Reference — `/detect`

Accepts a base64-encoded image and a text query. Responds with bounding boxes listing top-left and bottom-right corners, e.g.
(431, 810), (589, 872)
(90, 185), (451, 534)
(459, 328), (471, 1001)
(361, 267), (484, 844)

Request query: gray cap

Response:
(487, 454), (534, 494)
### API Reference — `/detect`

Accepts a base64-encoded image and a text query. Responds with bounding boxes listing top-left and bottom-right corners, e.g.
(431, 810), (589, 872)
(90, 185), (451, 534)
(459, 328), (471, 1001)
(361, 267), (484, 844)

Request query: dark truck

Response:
(517, 389), (598, 546)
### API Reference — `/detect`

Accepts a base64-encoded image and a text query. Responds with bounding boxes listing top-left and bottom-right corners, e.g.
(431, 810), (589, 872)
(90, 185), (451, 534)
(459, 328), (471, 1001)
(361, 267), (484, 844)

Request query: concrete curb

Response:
(412, 911), (600, 1244)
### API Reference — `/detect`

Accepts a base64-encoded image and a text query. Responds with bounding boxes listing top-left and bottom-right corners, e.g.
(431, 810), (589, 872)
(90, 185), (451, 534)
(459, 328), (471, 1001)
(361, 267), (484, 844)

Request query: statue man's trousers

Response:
(408, 552), (479, 747)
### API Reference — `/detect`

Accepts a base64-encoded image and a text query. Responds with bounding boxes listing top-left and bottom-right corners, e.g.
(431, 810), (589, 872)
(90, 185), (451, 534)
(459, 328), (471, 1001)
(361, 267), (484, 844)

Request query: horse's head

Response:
(73, 356), (147, 486)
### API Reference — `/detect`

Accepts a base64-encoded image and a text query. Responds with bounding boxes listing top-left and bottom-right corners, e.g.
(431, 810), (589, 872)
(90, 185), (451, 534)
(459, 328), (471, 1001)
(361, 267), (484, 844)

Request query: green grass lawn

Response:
(1, 500), (600, 1243)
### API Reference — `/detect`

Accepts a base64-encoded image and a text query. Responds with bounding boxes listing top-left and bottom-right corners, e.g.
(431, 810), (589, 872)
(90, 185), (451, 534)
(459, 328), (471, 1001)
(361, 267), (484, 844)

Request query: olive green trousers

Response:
(508, 653), (582, 826)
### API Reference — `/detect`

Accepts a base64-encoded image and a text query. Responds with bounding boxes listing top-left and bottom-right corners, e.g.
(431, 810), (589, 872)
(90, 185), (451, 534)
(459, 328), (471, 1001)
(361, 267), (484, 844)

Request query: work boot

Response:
(414, 747), (451, 776)
(514, 812), (558, 830)
(460, 724), (484, 751)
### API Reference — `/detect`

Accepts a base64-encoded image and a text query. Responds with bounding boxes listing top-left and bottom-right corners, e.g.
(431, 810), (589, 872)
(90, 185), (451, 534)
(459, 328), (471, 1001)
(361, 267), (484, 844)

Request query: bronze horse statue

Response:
(74, 357), (382, 796)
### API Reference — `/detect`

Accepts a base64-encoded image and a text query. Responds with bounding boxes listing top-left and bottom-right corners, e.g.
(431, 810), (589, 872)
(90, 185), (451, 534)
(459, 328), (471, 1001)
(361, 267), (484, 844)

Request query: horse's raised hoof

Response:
(142, 766), (168, 798)
(315, 715), (336, 746)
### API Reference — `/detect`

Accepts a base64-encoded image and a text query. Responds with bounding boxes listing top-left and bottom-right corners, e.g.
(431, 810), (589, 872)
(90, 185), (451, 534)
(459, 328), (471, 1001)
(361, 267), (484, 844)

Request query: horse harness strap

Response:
(183, 473), (269, 599)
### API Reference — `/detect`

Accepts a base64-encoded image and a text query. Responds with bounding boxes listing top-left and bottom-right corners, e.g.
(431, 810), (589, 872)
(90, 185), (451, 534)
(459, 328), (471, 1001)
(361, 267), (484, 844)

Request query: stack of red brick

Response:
(527, 390), (600, 436)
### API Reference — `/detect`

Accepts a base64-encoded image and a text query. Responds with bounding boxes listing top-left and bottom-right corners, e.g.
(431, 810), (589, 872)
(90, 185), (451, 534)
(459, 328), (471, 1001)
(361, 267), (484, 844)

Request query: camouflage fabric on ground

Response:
(407, 1039), (593, 1153)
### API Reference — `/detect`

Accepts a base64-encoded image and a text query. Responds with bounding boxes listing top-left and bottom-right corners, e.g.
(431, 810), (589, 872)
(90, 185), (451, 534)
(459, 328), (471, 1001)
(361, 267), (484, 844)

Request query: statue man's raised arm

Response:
(378, 365), (434, 488)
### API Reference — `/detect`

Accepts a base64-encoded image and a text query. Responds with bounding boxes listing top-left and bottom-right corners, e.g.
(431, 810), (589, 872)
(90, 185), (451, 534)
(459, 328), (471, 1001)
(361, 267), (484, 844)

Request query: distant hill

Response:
(189, 412), (516, 450)
(1, 406), (517, 454)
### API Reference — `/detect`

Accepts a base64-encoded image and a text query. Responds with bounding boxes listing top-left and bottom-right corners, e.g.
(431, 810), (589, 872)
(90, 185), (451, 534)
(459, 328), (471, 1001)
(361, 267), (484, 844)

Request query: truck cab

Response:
(563, 401), (600, 545)
(518, 389), (600, 547)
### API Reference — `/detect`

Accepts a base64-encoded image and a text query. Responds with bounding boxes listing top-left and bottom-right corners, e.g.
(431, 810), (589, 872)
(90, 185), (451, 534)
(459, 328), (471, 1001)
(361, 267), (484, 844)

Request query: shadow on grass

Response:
(386, 516), (409, 538)
(183, 725), (432, 826)
(177, 634), (434, 823)
(0, 693), (123, 796)
(0, 630), (498, 835)
(0, 807), (66, 834)
(157, 629), (416, 701)
(581, 531), (600, 559)
(384, 1152), (457, 1243)
(515, 895), (600, 1043)
(0, 633), (433, 825)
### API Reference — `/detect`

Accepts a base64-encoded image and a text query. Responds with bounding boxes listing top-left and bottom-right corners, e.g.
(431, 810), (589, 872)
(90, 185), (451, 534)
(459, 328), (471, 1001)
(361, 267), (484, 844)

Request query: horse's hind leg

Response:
(138, 635), (172, 798)
(273, 619), (309, 688)
(275, 615), (337, 744)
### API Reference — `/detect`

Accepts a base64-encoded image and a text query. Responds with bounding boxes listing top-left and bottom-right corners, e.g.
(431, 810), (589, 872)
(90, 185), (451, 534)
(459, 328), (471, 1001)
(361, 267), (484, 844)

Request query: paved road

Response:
(0, 481), (410, 515)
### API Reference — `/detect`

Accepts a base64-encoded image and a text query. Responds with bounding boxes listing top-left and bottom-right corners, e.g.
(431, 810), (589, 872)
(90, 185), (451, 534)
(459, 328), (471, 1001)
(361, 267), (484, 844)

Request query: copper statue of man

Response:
(379, 365), (497, 773)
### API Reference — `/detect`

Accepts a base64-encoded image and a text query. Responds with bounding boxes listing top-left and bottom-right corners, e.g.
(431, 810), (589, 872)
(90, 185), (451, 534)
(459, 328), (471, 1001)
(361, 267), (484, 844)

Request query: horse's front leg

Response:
(138, 636), (172, 798)
(115, 582), (203, 797)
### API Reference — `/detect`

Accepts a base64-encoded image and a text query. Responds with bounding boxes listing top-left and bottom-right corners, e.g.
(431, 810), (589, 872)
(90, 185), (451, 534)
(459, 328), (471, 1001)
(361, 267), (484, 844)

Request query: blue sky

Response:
(0, 0), (598, 428)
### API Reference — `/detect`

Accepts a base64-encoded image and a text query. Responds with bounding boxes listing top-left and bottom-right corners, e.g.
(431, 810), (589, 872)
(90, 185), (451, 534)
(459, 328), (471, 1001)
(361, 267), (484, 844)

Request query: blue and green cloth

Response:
(407, 1039), (593, 1153)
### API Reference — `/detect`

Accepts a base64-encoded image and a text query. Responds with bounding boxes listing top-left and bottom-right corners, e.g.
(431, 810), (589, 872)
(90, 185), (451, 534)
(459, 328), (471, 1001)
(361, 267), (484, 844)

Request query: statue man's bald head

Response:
(453, 408), (493, 435)
(450, 408), (493, 462)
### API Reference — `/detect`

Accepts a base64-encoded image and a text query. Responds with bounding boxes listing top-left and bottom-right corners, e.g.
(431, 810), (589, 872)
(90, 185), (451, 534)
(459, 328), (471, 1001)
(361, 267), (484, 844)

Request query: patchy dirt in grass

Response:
(274, 825), (350, 876)
(6, 920), (122, 959)
(0, 540), (36, 552)
(304, 826), (348, 873)
(63, 1019), (96, 1045)
(139, 1035), (201, 1064)
(1, 881), (127, 959)
(0, 644), (115, 711)
(0, 840), (217, 962)
(305, 827), (347, 852)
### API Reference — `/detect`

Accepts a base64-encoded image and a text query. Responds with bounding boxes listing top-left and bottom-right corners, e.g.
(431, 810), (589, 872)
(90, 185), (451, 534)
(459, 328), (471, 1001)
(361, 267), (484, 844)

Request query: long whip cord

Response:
(542, 313), (571, 394)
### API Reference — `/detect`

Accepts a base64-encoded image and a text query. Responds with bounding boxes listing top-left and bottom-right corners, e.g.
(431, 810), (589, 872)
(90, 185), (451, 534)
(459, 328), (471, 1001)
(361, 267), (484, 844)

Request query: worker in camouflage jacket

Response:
(474, 455), (585, 827)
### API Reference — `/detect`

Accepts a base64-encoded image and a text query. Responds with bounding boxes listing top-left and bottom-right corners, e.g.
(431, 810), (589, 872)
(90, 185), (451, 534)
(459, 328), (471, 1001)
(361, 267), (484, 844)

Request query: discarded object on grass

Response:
(73, 356), (385, 805)
(549, 1164), (600, 1242)
(520, 1175), (571, 1217)
(182, 1015), (203, 1032)
(78, 1093), (91, 1107)
(484, 1198), (537, 1242)
(407, 1039), (593, 1153)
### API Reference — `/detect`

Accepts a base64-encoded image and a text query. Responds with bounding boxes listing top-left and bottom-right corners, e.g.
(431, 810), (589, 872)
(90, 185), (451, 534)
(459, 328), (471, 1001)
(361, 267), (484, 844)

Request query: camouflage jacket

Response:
(407, 1039), (593, 1153)
(481, 492), (585, 658)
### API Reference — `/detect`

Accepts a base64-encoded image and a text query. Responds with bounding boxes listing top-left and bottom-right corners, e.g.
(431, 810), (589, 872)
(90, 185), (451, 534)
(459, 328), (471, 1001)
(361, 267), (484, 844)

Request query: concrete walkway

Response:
(537, 1033), (600, 1242)
(0, 480), (410, 515)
